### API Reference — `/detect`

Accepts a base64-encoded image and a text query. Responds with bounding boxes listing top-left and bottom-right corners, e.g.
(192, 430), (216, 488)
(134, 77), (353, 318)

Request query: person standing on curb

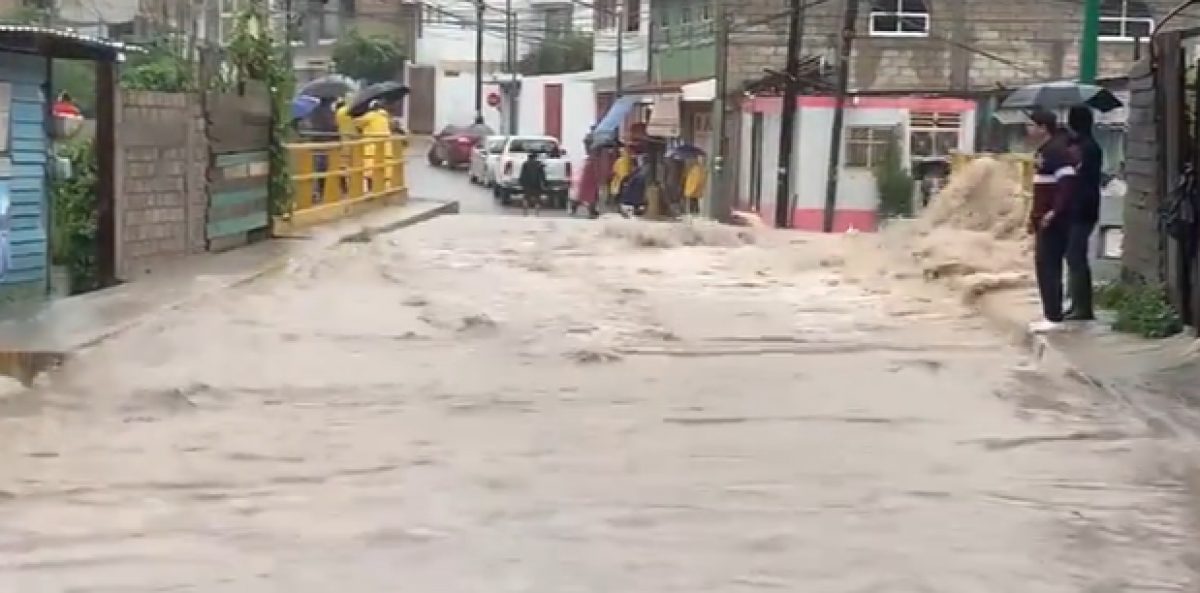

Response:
(1026, 109), (1078, 334)
(1064, 106), (1103, 321)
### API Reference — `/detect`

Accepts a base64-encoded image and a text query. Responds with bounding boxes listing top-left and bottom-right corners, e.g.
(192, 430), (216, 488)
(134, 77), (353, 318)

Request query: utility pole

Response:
(773, 0), (806, 228)
(474, 0), (485, 124)
(820, 0), (858, 233)
(1079, 0), (1100, 83)
(505, 0), (517, 133)
(705, 3), (730, 220)
(615, 0), (625, 97)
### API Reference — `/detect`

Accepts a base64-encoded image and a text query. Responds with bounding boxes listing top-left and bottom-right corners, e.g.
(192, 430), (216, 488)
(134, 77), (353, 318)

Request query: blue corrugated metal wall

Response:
(0, 53), (47, 297)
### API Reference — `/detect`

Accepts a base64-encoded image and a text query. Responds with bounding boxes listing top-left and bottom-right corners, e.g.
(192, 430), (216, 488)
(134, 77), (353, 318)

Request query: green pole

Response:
(1079, 0), (1101, 83)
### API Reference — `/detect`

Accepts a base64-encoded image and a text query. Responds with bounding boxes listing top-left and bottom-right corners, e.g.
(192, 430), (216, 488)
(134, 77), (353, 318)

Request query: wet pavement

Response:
(0, 165), (1196, 591)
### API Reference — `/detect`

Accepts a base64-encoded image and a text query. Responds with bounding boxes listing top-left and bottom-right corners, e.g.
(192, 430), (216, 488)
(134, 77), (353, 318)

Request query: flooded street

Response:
(0, 206), (1195, 589)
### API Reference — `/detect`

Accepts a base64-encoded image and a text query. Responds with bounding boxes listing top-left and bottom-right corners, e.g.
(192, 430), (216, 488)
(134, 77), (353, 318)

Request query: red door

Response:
(544, 83), (563, 141)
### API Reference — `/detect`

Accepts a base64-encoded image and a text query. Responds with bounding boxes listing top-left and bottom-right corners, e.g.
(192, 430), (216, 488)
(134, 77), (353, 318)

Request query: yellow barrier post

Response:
(291, 144), (315, 212)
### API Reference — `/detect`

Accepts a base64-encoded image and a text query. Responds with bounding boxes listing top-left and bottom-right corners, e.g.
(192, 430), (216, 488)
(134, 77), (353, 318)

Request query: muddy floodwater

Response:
(0, 216), (1194, 592)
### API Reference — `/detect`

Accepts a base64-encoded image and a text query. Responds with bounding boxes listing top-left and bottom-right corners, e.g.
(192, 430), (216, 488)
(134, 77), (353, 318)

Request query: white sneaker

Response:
(1028, 319), (1065, 334)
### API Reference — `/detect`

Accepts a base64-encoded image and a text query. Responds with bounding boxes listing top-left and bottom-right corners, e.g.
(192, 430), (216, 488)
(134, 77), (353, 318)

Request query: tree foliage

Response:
(518, 33), (594, 76)
(225, 3), (296, 216)
(120, 40), (194, 92)
(331, 29), (406, 83)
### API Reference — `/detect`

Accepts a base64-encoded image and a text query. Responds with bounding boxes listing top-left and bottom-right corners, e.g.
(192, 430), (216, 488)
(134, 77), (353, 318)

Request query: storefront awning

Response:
(681, 78), (715, 102)
(592, 94), (641, 144)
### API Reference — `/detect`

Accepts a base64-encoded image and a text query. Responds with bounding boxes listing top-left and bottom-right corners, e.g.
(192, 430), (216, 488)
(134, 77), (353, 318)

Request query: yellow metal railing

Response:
(280, 136), (409, 231)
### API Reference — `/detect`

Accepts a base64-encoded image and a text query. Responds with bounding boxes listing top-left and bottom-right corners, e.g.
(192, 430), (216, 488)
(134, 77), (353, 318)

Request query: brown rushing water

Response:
(0, 216), (1192, 592)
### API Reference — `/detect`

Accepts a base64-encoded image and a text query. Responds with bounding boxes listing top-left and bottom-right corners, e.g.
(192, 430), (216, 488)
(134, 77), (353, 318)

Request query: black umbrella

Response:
(348, 82), (411, 117)
(297, 74), (358, 100)
(1001, 80), (1123, 113)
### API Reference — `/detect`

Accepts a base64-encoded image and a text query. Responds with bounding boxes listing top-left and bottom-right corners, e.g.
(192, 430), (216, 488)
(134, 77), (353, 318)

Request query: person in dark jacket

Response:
(1026, 109), (1078, 333)
(1064, 105), (1104, 321)
(518, 151), (547, 216)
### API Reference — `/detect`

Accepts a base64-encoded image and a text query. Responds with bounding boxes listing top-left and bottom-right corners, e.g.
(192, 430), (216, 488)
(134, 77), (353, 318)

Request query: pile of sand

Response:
(861, 157), (1036, 302)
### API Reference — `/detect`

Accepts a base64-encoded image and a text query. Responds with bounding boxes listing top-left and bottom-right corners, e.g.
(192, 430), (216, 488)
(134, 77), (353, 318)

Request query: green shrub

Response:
(874, 136), (915, 219)
(1095, 281), (1183, 339)
(50, 138), (100, 294)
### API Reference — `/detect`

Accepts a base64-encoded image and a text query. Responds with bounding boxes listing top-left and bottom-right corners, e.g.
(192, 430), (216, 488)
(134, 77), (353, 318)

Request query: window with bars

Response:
(543, 6), (573, 39)
(595, 0), (638, 31)
(908, 111), (961, 159)
(868, 0), (929, 37)
(845, 126), (898, 168)
(625, 0), (641, 32)
(594, 0), (617, 30)
(1098, 0), (1154, 41)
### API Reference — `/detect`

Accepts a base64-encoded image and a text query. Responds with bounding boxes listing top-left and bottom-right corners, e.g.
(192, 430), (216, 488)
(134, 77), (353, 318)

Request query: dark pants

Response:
(1066, 221), (1097, 316)
(1034, 222), (1068, 322)
(520, 184), (543, 209)
(313, 152), (348, 203)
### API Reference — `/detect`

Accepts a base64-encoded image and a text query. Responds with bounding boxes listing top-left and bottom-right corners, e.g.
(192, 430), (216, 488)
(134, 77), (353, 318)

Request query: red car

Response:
(427, 123), (493, 168)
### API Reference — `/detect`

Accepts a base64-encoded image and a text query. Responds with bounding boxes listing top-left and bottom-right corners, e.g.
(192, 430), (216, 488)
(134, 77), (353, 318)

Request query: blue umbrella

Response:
(291, 95), (321, 120)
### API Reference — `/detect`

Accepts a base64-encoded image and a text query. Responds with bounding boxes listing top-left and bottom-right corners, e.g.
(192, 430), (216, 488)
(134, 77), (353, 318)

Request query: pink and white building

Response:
(737, 95), (977, 232)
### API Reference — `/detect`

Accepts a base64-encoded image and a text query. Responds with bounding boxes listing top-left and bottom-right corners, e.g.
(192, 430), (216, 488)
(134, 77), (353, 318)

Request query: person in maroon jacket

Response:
(1026, 109), (1079, 333)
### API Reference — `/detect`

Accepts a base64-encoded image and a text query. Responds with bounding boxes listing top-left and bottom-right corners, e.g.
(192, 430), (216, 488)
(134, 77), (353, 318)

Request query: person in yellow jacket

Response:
(608, 147), (634, 206)
(353, 100), (393, 192)
(332, 99), (356, 196)
(335, 99), (356, 140)
(682, 156), (707, 215)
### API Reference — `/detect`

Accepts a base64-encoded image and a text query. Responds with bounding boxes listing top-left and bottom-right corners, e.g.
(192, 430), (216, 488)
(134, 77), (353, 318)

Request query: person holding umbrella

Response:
(348, 82), (410, 192)
(1062, 105), (1104, 322)
(1026, 109), (1078, 333)
(354, 99), (393, 192)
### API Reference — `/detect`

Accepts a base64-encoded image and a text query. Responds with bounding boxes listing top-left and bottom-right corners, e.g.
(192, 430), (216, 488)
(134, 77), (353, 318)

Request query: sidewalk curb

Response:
(974, 293), (1118, 399)
(63, 201), (460, 354)
(337, 200), (460, 244)
(975, 294), (1069, 372)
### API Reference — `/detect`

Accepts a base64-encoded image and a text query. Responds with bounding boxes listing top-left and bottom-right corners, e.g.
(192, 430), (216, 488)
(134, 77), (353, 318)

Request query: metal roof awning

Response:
(592, 94), (640, 145)
(0, 24), (141, 62)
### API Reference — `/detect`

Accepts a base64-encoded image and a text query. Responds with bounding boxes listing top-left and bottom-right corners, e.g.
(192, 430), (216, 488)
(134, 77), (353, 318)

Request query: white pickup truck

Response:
(491, 136), (572, 209)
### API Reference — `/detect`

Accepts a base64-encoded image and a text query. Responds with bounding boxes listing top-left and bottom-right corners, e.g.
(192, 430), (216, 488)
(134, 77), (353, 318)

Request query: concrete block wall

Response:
(1122, 57), (1162, 285)
(725, 0), (1198, 92)
(114, 91), (208, 280)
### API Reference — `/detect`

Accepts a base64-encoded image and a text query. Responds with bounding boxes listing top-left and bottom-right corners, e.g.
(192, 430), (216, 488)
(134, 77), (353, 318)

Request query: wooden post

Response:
(94, 59), (117, 287)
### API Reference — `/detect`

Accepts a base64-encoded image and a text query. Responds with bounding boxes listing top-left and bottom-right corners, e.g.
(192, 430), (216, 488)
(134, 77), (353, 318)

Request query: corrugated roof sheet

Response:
(0, 24), (143, 61)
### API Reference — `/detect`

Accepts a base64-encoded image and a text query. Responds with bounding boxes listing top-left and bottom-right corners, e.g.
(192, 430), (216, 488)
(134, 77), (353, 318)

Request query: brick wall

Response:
(114, 91), (208, 280)
(725, 0), (1199, 92)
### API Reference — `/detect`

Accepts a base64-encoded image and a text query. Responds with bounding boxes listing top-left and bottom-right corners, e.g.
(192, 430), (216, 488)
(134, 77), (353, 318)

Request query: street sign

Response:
(486, 92), (501, 108)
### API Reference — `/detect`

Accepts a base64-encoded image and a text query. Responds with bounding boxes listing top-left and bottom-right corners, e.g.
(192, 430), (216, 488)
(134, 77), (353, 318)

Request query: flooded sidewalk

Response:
(0, 216), (1193, 592)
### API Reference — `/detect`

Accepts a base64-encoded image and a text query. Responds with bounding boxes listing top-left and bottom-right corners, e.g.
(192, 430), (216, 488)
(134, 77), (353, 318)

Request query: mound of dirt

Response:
(856, 157), (1036, 303)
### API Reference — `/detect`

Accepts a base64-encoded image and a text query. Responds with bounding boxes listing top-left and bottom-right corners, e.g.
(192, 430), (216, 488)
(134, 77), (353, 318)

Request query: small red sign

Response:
(486, 92), (501, 107)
